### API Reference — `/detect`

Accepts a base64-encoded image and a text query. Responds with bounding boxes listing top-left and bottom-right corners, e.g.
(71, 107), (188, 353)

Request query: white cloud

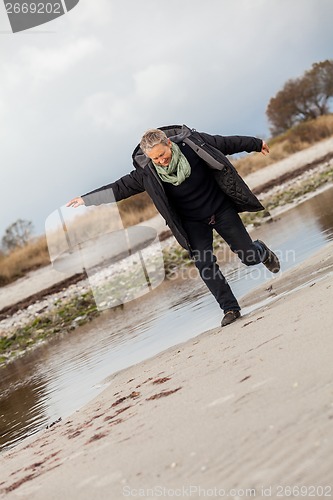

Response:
(22, 37), (102, 83)
(134, 63), (186, 102)
(0, 92), (5, 135)
(2, 37), (102, 87)
(80, 62), (189, 131)
(66, 0), (114, 30)
(80, 91), (130, 130)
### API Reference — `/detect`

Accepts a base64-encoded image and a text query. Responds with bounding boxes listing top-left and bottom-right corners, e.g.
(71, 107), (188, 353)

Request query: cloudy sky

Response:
(0, 0), (332, 238)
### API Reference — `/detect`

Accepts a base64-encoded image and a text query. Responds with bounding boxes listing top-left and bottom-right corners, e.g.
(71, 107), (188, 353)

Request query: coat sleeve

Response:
(199, 132), (262, 156)
(81, 169), (145, 206)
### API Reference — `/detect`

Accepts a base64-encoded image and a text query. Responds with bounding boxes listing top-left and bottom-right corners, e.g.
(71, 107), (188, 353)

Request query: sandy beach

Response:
(1, 239), (332, 499)
(1, 138), (333, 498)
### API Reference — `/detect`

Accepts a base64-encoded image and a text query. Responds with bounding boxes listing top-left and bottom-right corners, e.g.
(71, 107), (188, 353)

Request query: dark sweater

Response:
(162, 142), (225, 221)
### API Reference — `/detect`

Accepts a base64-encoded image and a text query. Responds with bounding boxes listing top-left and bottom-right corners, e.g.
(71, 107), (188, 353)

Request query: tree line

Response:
(266, 59), (333, 136)
(1, 219), (34, 253)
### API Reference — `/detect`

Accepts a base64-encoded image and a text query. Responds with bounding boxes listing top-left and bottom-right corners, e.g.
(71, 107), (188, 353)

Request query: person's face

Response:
(146, 140), (172, 167)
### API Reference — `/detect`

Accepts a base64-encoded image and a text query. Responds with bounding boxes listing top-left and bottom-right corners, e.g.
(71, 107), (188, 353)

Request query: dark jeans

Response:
(182, 201), (266, 313)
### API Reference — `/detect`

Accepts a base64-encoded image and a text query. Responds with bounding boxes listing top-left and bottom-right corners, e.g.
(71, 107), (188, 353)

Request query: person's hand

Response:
(66, 196), (85, 208)
(261, 140), (270, 155)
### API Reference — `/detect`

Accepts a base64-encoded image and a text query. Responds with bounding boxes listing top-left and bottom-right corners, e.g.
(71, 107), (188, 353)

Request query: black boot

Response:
(258, 240), (280, 274)
(221, 310), (241, 327)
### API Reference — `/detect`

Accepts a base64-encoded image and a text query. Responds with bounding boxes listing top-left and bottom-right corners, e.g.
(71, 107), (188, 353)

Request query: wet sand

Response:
(1, 241), (332, 499)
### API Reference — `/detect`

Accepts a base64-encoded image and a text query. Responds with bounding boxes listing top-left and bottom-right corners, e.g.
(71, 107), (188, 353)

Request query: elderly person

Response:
(67, 125), (280, 327)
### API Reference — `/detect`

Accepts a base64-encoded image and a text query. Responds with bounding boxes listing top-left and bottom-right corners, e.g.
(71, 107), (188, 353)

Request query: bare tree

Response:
(266, 60), (333, 136)
(1, 219), (34, 251)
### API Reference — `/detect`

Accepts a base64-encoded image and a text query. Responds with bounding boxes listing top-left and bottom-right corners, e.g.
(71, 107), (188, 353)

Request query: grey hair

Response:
(140, 129), (169, 154)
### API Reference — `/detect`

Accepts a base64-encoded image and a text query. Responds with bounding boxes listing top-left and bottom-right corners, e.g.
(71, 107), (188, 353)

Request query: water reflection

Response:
(233, 187), (333, 293)
(1, 186), (333, 453)
(0, 362), (48, 448)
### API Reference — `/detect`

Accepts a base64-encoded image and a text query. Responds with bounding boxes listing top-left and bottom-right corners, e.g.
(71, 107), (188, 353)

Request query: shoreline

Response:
(0, 139), (332, 368)
(0, 165), (332, 367)
(1, 242), (332, 497)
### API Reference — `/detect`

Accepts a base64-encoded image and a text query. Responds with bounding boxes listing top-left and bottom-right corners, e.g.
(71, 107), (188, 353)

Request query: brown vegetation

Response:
(234, 114), (333, 177)
(0, 237), (50, 286)
(266, 60), (333, 135)
(0, 192), (157, 287)
(118, 191), (157, 225)
(46, 192), (158, 263)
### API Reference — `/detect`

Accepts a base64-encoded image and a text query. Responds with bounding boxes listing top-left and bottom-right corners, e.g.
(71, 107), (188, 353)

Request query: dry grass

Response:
(0, 236), (50, 286)
(1, 115), (333, 287)
(234, 114), (333, 176)
(0, 192), (157, 287)
(118, 192), (157, 226)
(46, 192), (157, 259)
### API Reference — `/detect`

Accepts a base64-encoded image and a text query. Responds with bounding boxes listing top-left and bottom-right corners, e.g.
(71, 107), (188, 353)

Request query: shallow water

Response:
(1, 186), (333, 452)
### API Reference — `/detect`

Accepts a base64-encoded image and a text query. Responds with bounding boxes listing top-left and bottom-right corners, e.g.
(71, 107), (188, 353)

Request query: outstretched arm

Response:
(199, 132), (266, 156)
(66, 169), (145, 208)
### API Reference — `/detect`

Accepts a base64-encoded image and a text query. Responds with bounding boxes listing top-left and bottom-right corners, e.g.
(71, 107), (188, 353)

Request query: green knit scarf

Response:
(153, 142), (191, 186)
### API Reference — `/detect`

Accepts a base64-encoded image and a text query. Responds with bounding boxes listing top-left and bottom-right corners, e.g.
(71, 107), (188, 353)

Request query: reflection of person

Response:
(67, 125), (280, 327)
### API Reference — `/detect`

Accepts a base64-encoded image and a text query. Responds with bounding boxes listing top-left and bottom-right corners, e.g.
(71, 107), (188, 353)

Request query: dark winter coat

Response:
(82, 124), (264, 253)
